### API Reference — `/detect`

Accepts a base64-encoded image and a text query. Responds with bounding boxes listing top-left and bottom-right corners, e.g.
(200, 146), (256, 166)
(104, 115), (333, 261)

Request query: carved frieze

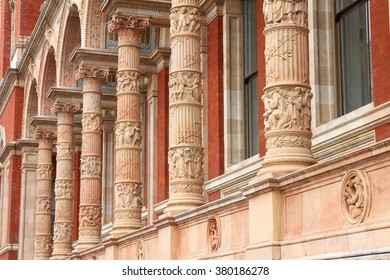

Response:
(341, 170), (371, 225)
(115, 122), (142, 148)
(266, 135), (311, 149)
(170, 7), (201, 35)
(53, 223), (73, 242)
(170, 184), (203, 195)
(169, 72), (202, 103)
(35, 235), (52, 251)
(207, 215), (221, 252)
(37, 164), (53, 180)
(263, 0), (308, 26)
(36, 197), (51, 212)
(116, 71), (140, 93)
(82, 113), (103, 131)
(168, 147), (203, 181)
(115, 183), (143, 209)
(80, 206), (101, 227)
(55, 180), (73, 199)
(263, 87), (312, 132)
(56, 143), (74, 159)
(80, 156), (102, 177)
(114, 211), (141, 220)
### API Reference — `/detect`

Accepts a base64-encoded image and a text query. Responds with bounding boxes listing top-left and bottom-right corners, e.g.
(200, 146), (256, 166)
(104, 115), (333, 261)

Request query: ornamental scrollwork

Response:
(75, 66), (108, 80)
(340, 170), (371, 225)
(34, 129), (56, 140)
(51, 103), (81, 115)
(108, 13), (151, 33)
(170, 184), (203, 195)
(266, 135), (311, 149)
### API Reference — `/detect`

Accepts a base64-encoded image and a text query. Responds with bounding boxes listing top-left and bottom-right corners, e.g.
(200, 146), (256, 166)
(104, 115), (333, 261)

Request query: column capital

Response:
(51, 103), (82, 115)
(75, 66), (109, 81)
(34, 129), (57, 141)
(108, 13), (151, 33)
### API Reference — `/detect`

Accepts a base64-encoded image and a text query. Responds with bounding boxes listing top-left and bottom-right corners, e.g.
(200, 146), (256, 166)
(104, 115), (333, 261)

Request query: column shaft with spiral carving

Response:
(75, 67), (107, 248)
(164, 0), (205, 216)
(108, 14), (150, 235)
(258, 0), (316, 178)
(50, 103), (80, 259)
(33, 129), (56, 260)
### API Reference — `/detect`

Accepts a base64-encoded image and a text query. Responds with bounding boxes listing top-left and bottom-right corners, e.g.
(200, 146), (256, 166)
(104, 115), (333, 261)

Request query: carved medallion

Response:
(340, 170), (371, 225)
(207, 215), (221, 252)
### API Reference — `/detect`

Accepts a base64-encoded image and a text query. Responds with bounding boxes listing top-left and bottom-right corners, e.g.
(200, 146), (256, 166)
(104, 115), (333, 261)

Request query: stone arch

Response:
(39, 46), (57, 115)
(23, 78), (39, 138)
(57, 3), (81, 87)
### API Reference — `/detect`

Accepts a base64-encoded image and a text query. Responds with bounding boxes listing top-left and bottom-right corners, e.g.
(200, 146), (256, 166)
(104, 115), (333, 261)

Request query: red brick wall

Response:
(0, 87), (24, 142)
(257, 0), (267, 157)
(157, 67), (169, 203)
(14, 0), (43, 41)
(371, 0), (390, 141)
(207, 15), (225, 187)
(0, 0), (11, 77)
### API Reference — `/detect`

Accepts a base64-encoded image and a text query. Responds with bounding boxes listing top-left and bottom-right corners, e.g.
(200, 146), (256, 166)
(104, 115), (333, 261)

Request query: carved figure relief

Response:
(115, 122), (142, 148)
(80, 206), (101, 227)
(263, 0), (308, 26)
(340, 170), (371, 225)
(170, 7), (201, 35)
(168, 148), (203, 181)
(169, 73), (202, 103)
(80, 156), (102, 177)
(82, 113), (103, 131)
(137, 239), (144, 260)
(207, 215), (221, 252)
(35, 235), (52, 251)
(57, 143), (74, 158)
(116, 71), (140, 93)
(37, 164), (53, 179)
(115, 183), (143, 209)
(53, 223), (73, 242)
(36, 197), (51, 212)
(263, 87), (312, 131)
(55, 180), (72, 199)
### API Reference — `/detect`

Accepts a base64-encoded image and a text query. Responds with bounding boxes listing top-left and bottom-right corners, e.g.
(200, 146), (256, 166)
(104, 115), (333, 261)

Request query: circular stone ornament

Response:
(340, 170), (371, 225)
(207, 215), (221, 252)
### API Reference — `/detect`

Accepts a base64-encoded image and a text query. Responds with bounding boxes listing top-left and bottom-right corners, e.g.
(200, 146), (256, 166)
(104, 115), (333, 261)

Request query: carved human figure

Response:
(209, 219), (219, 252)
(130, 185), (143, 208)
(263, 88), (291, 130)
(115, 123), (125, 147)
(189, 8), (201, 32)
(177, 8), (190, 32)
(344, 176), (365, 219)
(300, 89), (312, 130)
(36, 197), (51, 212)
(174, 149), (185, 178)
(37, 165), (52, 179)
(183, 148), (194, 178)
(115, 183), (130, 208)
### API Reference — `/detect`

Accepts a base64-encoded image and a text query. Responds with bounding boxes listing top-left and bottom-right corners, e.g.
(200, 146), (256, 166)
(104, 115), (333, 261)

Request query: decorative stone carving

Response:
(168, 147), (203, 181)
(116, 71), (140, 93)
(75, 66), (109, 80)
(266, 135), (312, 150)
(108, 13), (151, 32)
(82, 113), (103, 131)
(36, 164), (53, 179)
(340, 170), (371, 225)
(80, 156), (102, 177)
(53, 223), (73, 242)
(80, 206), (101, 227)
(263, 0), (308, 26)
(56, 143), (74, 158)
(169, 72), (202, 103)
(36, 197), (51, 212)
(35, 235), (52, 251)
(51, 103), (81, 115)
(54, 180), (73, 199)
(165, 0), (205, 215)
(137, 239), (144, 260)
(115, 122), (142, 148)
(34, 130), (57, 141)
(207, 215), (221, 252)
(114, 183), (143, 209)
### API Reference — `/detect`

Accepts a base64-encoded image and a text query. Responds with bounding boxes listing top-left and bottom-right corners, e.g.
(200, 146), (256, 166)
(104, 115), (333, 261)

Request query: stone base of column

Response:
(163, 192), (205, 217)
(50, 247), (71, 260)
(255, 130), (317, 181)
(110, 208), (142, 238)
(75, 228), (101, 249)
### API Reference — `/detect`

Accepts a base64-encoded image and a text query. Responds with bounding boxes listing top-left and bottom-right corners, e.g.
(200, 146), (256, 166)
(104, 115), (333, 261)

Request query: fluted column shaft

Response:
(108, 14), (150, 234)
(50, 103), (80, 259)
(75, 67), (107, 248)
(164, 0), (205, 216)
(33, 130), (56, 260)
(258, 0), (316, 178)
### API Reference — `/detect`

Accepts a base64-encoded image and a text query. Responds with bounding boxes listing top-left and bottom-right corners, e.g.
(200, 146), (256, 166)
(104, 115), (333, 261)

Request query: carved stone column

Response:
(75, 67), (107, 248)
(258, 0), (316, 178)
(33, 129), (56, 260)
(108, 14), (150, 234)
(50, 103), (80, 259)
(164, 0), (205, 216)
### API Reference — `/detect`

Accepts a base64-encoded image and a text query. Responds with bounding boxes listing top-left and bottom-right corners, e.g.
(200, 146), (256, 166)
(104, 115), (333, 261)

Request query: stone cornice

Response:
(150, 48), (171, 73)
(69, 48), (118, 71)
(47, 87), (83, 105)
(200, 0), (224, 24)
(0, 139), (39, 164)
(101, 0), (170, 26)
(29, 116), (58, 135)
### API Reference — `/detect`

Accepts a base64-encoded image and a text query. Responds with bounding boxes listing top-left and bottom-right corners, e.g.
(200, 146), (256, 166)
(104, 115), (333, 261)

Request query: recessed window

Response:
(336, 0), (372, 114)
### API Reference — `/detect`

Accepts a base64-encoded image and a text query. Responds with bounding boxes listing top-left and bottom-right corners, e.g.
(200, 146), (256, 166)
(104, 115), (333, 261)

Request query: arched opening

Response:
(26, 80), (38, 138)
(59, 6), (81, 87)
(41, 47), (57, 115)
